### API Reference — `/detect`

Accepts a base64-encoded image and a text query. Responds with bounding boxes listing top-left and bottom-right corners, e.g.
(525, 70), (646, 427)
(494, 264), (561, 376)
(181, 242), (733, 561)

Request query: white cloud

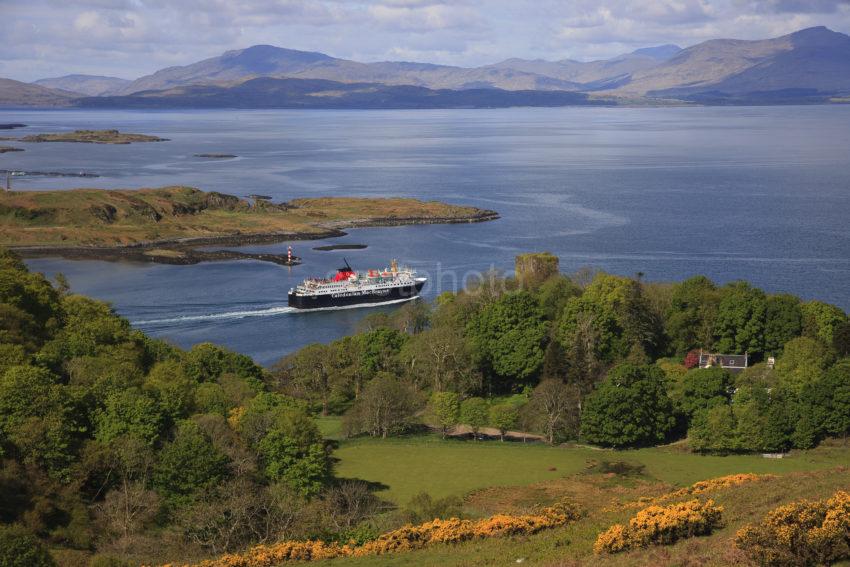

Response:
(366, 3), (482, 32)
(0, 0), (848, 81)
(748, 0), (850, 13)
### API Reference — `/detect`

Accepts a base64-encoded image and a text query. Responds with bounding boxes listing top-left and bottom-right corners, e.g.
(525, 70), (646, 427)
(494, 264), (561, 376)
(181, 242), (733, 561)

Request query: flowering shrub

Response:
(160, 500), (582, 567)
(594, 499), (724, 554)
(226, 406), (244, 429)
(670, 473), (774, 498)
(628, 473), (774, 509)
(735, 490), (850, 566)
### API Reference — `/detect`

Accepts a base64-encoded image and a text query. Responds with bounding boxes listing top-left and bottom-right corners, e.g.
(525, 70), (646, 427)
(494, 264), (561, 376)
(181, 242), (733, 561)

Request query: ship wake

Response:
(132, 296), (420, 327)
(133, 305), (297, 326)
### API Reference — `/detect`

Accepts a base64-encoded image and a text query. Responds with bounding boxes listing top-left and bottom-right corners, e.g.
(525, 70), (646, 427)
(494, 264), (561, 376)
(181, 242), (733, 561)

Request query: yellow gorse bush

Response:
(627, 473), (774, 509)
(735, 490), (850, 566)
(160, 499), (582, 567)
(677, 473), (775, 497)
(226, 406), (245, 430)
(594, 499), (724, 554)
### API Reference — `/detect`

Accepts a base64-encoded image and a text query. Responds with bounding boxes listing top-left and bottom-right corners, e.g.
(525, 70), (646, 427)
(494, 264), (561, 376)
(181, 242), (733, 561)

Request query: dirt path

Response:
(446, 424), (545, 442)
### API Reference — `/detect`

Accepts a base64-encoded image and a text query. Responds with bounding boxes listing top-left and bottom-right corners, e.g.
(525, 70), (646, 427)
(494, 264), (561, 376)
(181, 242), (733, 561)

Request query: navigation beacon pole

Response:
(287, 246), (293, 272)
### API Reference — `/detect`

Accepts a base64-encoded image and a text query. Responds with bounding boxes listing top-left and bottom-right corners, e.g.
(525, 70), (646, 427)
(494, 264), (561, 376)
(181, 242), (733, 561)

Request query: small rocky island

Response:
(0, 146), (23, 153)
(0, 187), (498, 265)
(194, 153), (237, 158)
(20, 129), (168, 144)
(314, 244), (368, 251)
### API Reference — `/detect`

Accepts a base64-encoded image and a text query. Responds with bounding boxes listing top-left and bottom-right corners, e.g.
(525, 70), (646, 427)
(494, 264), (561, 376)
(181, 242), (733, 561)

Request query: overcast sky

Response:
(2, 0), (849, 82)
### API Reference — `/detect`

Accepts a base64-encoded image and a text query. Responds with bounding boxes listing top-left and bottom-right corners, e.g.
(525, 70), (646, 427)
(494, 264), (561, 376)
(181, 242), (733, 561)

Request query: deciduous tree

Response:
(356, 328), (408, 376)
(801, 361), (850, 443)
(342, 373), (421, 439)
(528, 379), (579, 444)
(580, 364), (675, 448)
(275, 343), (336, 416)
(0, 524), (56, 567)
(689, 405), (737, 453)
(764, 293), (802, 355)
(801, 300), (847, 346)
(713, 281), (767, 355)
(469, 291), (548, 390)
(93, 388), (165, 447)
(460, 397), (489, 439)
(833, 321), (850, 357)
(153, 421), (230, 503)
(678, 367), (733, 419)
(537, 275), (580, 320)
(401, 326), (480, 394)
(427, 392), (460, 438)
(775, 336), (833, 394)
(489, 402), (519, 441)
(257, 410), (329, 497)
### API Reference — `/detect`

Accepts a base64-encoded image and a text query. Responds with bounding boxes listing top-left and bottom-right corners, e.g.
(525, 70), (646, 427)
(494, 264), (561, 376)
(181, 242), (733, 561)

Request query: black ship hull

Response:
(288, 280), (425, 309)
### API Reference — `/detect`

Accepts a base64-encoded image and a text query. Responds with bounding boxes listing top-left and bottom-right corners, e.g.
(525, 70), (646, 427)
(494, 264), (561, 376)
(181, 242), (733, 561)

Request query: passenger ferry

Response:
(288, 259), (426, 309)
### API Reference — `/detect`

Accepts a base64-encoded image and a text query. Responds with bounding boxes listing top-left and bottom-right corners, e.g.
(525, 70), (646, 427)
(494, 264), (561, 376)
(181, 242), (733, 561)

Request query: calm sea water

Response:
(3, 106), (850, 365)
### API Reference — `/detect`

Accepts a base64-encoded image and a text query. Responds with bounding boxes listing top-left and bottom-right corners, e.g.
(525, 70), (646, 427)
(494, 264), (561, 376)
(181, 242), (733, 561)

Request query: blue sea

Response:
(3, 106), (849, 365)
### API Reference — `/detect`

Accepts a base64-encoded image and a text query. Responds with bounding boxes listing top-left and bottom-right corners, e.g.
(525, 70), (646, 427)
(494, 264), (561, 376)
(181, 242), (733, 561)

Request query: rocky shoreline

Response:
(0, 169), (99, 178)
(11, 210), (499, 265)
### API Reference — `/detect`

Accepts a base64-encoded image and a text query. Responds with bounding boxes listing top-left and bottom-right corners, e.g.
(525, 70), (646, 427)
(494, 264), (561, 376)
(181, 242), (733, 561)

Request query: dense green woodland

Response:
(0, 250), (342, 566)
(284, 261), (850, 452)
(1, 249), (850, 565)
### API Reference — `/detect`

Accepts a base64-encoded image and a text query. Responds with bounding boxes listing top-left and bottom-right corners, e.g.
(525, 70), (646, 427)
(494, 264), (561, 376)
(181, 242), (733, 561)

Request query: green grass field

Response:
(317, 436), (850, 566)
(316, 416), (344, 440)
(312, 436), (850, 567)
(333, 434), (850, 505)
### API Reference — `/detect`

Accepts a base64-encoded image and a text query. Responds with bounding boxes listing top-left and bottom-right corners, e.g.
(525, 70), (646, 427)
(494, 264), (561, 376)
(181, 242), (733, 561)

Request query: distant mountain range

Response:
(613, 26), (850, 102)
(34, 74), (131, 96)
(2, 26), (849, 108)
(110, 41), (681, 95)
(75, 77), (601, 109)
(0, 78), (80, 107)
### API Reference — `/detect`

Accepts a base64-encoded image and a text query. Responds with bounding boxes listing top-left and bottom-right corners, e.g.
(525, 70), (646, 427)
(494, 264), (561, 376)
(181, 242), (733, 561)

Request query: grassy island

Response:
(0, 186), (497, 262)
(19, 129), (167, 144)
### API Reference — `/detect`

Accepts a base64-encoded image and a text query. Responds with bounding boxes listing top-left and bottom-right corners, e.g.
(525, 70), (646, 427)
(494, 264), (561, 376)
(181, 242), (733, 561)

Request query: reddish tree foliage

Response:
(683, 350), (701, 369)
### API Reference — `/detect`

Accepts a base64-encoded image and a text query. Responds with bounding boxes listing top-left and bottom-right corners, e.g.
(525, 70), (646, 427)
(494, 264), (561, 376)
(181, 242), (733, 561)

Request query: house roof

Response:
(698, 353), (748, 369)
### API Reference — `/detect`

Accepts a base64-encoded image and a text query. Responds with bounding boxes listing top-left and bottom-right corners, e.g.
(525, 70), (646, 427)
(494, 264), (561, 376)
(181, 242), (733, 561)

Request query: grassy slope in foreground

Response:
(19, 129), (167, 144)
(323, 437), (850, 567)
(0, 186), (498, 248)
(313, 467), (850, 567)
